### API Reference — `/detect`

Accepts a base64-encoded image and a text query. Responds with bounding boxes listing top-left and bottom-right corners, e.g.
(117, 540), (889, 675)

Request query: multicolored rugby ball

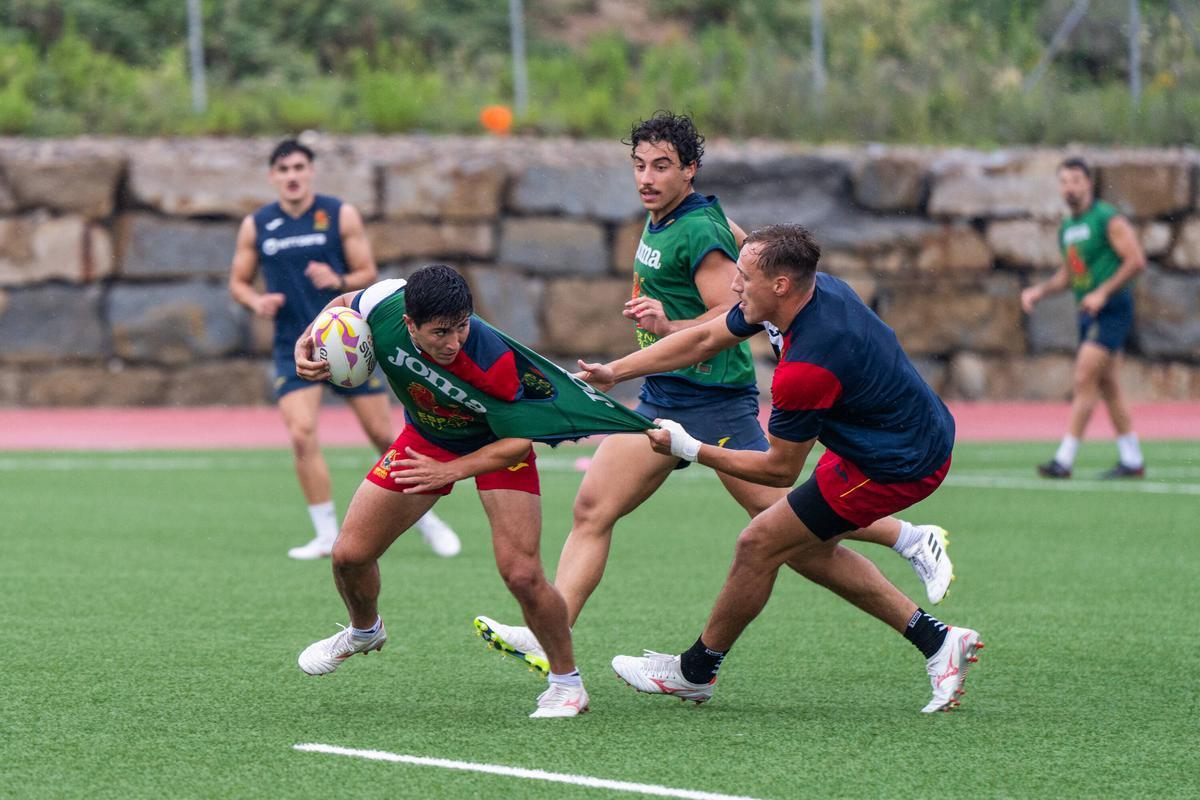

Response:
(311, 306), (376, 388)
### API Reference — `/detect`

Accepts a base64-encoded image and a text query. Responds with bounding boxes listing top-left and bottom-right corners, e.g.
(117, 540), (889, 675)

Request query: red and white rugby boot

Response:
(529, 682), (590, 718)
(611, 651), (716, 704)
(922, 626), (983, 713)
(298, 621), (388, 675)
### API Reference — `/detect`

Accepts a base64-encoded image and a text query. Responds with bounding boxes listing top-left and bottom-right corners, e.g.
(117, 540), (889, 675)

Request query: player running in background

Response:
(584, 224), (982, 713)
(473, 112), (952, 676)
(294, 264), (654, 718)
(229, 138), (459, 560)
(1021, 157), (1148, 479)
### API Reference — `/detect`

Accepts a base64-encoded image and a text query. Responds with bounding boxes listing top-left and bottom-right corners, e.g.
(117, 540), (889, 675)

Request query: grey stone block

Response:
(0, 284), (109, 362)
(1135, 266), (1200, 360)
(508, 162), (643, 222)
(499, 218), (607, 275)
(1026, 289), (1078, 354)
(107, 282), (249, 364)
(118, 214), (239, 278)
(465, 267), (545, 349)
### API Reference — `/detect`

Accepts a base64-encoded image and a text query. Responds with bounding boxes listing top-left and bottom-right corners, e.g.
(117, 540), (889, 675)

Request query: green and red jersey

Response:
(1059, 200), (1129, 301)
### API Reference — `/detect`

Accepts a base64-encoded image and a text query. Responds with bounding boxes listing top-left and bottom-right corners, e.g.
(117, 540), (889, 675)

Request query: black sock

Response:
(903, 608), (948, 659)
(679, 636), (726, 684)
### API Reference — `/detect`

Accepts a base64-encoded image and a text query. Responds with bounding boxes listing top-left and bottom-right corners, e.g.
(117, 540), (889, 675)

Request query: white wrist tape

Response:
(658, 419), (701, 462)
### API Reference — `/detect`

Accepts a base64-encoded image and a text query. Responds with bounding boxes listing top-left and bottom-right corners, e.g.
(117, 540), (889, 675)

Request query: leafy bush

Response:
(2, 0), (1200, 144)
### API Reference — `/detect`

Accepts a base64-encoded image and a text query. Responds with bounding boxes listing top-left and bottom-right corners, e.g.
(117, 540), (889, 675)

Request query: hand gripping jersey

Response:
(632, 193), (757, 407)
(353, 280), (654, 455)
(1059, 200), (1130, 301)
(726, 273), (955, 482)
(254, 194), (349, 351)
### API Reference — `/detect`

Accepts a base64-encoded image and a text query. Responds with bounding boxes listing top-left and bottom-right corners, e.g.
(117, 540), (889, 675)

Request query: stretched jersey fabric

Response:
(354, 280), (654, 454)
(632, 193), (757, 407)
(254, 194), (348, 352)
(1060, 200), (1129, 301)
(726, 273), (955, 482)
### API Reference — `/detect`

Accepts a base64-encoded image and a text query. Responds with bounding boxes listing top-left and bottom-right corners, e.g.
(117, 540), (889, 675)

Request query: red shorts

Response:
(789, 450), (951, 538)
(365, 425), (540, 496)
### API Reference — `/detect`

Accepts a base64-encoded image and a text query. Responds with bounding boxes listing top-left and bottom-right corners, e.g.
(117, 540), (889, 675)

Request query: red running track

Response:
(0, 402), (1197, 450)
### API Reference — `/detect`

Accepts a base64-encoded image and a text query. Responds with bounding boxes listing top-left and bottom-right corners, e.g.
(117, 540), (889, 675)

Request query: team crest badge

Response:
(313, 208), (330, 231)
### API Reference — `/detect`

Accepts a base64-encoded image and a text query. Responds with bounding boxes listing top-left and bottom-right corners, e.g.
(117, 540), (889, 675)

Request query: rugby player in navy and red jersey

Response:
(581, 224), (984, 713)
(229, 139), (459, 561)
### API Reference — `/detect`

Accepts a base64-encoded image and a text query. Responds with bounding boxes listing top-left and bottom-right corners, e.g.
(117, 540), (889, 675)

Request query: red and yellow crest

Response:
(313, 208), (330, 231)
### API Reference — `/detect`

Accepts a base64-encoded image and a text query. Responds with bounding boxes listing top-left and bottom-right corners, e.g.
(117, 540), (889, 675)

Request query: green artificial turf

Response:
(2, 440), (1197, 799)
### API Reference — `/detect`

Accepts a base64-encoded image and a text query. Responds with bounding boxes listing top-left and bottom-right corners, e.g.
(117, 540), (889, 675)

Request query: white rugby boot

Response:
(417, 511), (461, 558)
(529, 682), (590, 718)
(474, 615), (549, 676)
(922, 626), (983, 713)
(298, 621), (388, 675)
(904, 525), (954, 605)
(288, 537), (333, 561)
(611, 651), (716, 704)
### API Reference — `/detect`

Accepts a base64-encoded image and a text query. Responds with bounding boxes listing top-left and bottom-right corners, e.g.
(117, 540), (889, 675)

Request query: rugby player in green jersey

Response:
(474, 112), (956, 676)
(291, 265), (649, 718)
(1022, 158), (1148, 479)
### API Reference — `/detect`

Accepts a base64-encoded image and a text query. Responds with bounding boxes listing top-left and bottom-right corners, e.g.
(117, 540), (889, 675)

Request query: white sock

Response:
(892, 520), (922, 554)
(548, 669), (582, 687)
(1116, 433), (1144, 468)
(1054, 435), (1080, 468)
(307, 500), (339, 547)
(351, 616), (382, 640)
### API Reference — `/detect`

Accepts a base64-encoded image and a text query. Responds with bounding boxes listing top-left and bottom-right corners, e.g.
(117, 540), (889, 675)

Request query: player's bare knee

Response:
(331, 539), (370, 570)
(731, 526), (784, 571)
(571, 489), (617, 534)
(498, 560), (543, 599)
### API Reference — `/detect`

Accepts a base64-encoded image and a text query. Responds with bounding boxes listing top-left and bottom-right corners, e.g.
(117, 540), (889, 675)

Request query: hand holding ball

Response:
(311, 306), (376, 388)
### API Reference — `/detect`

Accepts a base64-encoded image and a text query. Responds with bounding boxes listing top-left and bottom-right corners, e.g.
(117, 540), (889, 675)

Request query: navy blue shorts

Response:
(273, 350), (387, 400)
(1078, 292), (1134, 353)
(635, 392), (768, 470)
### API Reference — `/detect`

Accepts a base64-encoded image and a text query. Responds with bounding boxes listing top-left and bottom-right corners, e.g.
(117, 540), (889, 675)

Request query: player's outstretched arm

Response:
(229, 217), (286, 318)
(391, 437), (535, 494)
(649, 423), (815, 488)
(1021, 260), (1070, 314)
(579, 314), (743, 391)
(335, 204), (379, 292)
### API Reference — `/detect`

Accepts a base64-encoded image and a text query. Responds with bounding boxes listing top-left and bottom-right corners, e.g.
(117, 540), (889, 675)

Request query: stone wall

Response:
(1, 136), (1198, 407)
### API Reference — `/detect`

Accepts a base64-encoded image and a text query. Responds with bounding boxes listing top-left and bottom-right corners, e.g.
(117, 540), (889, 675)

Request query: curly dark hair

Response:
(624, 111), (705, 175)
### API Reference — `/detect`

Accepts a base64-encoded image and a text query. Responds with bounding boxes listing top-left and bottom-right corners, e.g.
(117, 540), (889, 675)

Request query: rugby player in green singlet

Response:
(1022, 158), (1148, 479)
(474, 112), (957, 676)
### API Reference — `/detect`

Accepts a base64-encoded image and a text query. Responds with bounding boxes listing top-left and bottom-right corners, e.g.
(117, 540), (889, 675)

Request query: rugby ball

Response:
(311, 306), (376, 388)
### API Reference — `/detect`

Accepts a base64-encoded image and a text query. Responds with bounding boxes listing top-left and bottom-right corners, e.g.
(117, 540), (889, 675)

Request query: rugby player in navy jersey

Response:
(580, 224), (983, 713)
(229, 139), (459, 561)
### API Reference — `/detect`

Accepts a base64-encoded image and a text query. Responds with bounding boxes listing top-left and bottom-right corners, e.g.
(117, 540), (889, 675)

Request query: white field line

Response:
(292, 743), (766, 800)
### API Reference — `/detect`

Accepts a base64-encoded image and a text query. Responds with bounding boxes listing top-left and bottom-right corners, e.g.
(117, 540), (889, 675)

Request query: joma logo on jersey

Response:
(262, 233), (327, 257)
(635, 240), (662, 269)
(387, 345), (488, 414)
(1062, 224), (1091, 245)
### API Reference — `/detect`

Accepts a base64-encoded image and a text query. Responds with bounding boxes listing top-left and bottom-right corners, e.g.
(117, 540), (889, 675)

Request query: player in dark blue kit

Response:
(229, 139), (459, 561)
(580, 224), (984, 713)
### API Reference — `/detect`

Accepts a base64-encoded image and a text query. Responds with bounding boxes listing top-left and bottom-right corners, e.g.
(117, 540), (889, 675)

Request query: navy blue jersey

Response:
(254, 194), (348, 352)
(726, 273), (954, 482)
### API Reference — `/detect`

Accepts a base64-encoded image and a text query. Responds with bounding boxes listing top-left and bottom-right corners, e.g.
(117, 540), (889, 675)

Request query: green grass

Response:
(2, 441), (1197, 799)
